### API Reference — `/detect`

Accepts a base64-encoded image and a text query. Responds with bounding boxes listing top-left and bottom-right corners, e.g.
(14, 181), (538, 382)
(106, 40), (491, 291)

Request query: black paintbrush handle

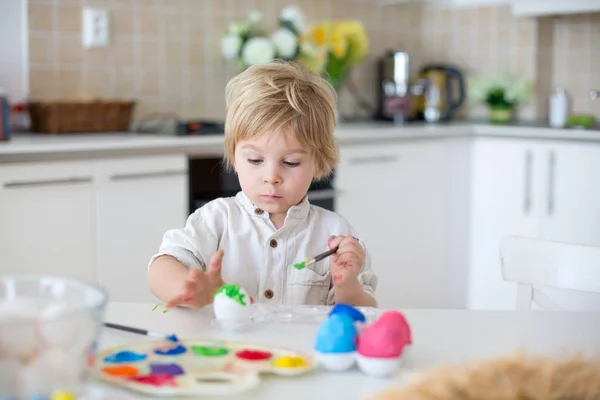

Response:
(104, 322), (148, 336)
(314, 246), (339, 262)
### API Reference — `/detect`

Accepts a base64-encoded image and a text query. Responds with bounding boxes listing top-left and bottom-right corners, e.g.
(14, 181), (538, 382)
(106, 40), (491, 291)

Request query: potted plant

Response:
(468, 73), (532, 124)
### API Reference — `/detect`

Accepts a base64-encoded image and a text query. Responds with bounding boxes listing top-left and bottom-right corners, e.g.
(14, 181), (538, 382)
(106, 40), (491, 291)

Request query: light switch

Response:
(82, 7), (110, 48)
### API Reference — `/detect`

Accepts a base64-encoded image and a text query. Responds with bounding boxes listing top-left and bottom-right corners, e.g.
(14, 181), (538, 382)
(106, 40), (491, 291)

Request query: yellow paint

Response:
(273, 356), (307, 368)
(51, 391), (76, 400)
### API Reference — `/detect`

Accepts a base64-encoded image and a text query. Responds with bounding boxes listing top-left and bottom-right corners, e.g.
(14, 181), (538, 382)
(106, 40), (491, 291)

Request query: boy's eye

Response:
(283, 161), (300, 168)
(247, 159), (262, 165)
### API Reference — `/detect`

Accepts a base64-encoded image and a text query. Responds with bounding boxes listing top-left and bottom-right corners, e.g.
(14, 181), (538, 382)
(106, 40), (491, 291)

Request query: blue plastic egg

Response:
(314, 313), (357, 353)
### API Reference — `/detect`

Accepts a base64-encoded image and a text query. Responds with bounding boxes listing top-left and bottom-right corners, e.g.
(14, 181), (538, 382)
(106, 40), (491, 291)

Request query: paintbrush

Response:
(292, 246), (339, 270)
(103, 322), (179, 342)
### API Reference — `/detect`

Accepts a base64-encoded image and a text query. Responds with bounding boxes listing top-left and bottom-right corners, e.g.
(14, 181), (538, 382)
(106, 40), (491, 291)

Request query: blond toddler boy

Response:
(148, 61), (378, 309)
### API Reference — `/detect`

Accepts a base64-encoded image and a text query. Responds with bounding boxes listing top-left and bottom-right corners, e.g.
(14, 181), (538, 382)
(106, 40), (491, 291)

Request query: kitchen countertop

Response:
(1, 121), (599, 164)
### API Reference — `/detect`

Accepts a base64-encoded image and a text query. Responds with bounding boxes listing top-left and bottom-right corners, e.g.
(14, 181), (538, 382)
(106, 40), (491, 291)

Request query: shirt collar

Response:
(236, 191), (310, 221)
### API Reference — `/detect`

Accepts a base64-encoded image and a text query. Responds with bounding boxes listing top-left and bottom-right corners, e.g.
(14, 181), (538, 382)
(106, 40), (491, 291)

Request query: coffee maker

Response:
(375, 51), (466, 123)
(374, 50), (413, 123)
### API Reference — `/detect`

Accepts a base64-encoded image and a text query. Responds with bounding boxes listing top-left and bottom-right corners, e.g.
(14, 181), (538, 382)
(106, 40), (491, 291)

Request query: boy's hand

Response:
(328, 235), (364, 288)
(165, 250), (225, 309)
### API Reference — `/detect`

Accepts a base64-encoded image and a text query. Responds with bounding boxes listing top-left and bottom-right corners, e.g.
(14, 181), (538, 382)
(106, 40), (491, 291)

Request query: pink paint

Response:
(333, 274), (342, 283)
(235, 349), (272, 361)
(356, 310), (412, 358)
(129, 374), (177, 387)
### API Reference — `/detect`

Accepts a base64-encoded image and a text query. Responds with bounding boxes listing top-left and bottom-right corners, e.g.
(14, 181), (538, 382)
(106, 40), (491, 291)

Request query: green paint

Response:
(214, 284), (246, 306)
(152, 303), (170, 313)
(191, 345), (229, 357)
(293, 261), (306, 270)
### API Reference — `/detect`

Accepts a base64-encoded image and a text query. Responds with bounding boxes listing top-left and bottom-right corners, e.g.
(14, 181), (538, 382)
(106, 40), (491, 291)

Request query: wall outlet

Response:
(82, 7), (110, 48)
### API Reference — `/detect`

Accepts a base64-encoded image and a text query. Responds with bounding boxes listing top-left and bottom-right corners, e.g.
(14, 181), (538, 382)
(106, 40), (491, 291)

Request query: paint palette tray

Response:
(94, 338), (315, 396)
(252, 304), (377, 324)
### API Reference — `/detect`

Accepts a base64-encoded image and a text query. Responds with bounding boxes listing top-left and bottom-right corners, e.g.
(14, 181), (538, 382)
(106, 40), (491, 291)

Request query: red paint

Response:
(333, 274), (342, 282)
(249, 296), (254, 304)
(128, 374), (177, 387)
(235, 349), (272, 361)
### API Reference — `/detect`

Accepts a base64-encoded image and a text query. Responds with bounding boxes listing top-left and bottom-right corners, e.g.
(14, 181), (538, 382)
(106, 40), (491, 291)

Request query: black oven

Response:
(188, 157), (335, 214)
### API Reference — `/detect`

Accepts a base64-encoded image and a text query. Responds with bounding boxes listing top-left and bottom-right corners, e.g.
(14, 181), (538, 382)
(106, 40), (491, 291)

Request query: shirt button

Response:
(254, 208), (264, 215)
(269, 239), (278, 248)
(264, 289), (274, 299)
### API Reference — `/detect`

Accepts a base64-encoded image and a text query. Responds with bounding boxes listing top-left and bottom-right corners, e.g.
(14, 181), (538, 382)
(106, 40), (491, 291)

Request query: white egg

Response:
(356, 353), (401, 378)
(213, 286), (253, 323)
(0, 319), (40, 360)
(314, 351), (356, 372)
(0, 358), (21, 398)
(19, 353), (53, 398)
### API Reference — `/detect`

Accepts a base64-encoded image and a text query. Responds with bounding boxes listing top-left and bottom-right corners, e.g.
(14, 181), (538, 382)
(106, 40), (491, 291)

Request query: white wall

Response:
(0, 0), (28, 103)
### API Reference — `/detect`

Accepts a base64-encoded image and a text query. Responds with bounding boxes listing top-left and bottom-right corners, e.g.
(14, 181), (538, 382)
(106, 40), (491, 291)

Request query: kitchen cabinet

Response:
(95, 155), (188, 303)
(0, 161), (95, 281)
(468, 138), (600, 310)
(467, 138), (542, 310)
(511, 0), (600, 17)
(336, 138), (470, 309)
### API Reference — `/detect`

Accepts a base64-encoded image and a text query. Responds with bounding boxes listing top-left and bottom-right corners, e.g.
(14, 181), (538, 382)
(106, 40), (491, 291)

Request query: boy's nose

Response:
(263, 171), (282, 185)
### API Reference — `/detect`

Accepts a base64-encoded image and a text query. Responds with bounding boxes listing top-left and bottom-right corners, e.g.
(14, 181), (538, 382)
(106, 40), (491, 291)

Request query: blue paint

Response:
(329, 303), (366, 323)
(155, 344), (186, 356)
(314, 313), (357, 353)
(150, 363), (185, 376)
(167, 334), (179, 342)
(103, 350), (147, 363)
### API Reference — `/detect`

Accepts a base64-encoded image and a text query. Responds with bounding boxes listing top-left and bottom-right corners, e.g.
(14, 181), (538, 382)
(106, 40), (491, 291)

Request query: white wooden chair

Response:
(500, 235), (600, 310)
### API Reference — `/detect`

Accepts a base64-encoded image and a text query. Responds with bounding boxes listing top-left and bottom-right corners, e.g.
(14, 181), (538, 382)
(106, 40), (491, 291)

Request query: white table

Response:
(89, 303), (600, 400)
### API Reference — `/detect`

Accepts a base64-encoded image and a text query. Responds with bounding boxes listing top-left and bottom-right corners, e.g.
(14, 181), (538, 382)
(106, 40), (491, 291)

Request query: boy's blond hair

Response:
(224, 61), (338, 178)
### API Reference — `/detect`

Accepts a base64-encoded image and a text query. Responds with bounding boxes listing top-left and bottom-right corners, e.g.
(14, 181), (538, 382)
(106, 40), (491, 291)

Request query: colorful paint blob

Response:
(293, 259), (309, 270)
(102, 365), (140, 377)
(155, 344), (187, 356)
(273, 356), (307, 368)
(191, 345), (230, 357)
(50, 391), (76, 400)
(150, 363), (185, 376)
(129, 374), (177, 387)
(235, 349), (272, 361)
(104, 350), (147, 363)
(167, 334), (179, 342)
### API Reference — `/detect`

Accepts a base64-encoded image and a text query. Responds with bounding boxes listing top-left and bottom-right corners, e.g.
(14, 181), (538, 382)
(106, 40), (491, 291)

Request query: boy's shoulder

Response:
(307, 203), (353, 230)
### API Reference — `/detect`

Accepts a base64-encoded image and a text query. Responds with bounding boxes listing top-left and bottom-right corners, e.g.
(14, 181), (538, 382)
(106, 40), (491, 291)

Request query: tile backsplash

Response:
(28, 0), (599, 123)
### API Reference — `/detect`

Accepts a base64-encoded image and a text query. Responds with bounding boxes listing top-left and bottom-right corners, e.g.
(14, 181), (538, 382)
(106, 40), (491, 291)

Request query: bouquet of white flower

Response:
(221, 7), (325, 72)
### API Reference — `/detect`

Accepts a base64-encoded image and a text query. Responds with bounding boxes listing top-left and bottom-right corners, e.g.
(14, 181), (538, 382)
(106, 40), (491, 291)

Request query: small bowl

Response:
(0, 275), (107, 399)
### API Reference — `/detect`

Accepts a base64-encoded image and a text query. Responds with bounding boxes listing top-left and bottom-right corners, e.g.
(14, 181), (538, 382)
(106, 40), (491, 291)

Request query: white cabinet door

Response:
(0, 162), (95, 281)
(538, 142), (600, 246)
(95, 155), (188, 303)
(336, 139), (468, 309)
(468, 138), (543, 310)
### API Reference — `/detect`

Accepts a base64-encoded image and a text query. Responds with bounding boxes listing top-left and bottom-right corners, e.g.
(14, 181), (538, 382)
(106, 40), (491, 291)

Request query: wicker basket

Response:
(28, 100), (136, 134)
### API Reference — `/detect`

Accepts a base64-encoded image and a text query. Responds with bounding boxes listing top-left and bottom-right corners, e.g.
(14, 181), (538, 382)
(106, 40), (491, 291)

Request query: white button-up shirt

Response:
(149, 191), (377, 305)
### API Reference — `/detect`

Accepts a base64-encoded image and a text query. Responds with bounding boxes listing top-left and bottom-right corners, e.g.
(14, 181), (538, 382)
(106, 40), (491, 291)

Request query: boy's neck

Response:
(270, 213), (286, 230)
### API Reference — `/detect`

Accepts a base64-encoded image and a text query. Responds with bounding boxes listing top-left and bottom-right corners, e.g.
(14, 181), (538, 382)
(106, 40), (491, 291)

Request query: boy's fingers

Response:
(328, 235), (343, 250)
(207, 250), (225, 274)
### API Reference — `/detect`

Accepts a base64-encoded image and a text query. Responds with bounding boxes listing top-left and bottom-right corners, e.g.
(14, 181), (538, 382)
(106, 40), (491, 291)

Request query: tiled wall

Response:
(27, 0), (417, 122)
(27, 0), (600, 123)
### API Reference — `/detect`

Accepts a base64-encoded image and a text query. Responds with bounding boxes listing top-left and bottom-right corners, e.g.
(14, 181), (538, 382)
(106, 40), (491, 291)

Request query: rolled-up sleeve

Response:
(147, 209), (218, 271)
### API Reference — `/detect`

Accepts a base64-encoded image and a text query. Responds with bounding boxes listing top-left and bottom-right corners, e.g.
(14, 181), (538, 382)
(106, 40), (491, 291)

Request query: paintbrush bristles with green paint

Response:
(293, 246), (339, 270)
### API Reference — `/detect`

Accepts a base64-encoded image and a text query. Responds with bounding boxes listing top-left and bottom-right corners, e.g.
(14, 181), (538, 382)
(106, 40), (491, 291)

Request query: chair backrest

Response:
(500, 235), (600, 310)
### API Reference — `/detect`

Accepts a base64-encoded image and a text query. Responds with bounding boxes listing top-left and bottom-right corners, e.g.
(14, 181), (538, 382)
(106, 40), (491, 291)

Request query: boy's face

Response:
(234, 130), (317, 217)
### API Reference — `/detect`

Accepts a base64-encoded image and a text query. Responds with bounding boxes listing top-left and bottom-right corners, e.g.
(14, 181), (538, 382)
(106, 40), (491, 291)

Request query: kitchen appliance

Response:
(413, 64), (466, 122)
(375, 50), (413, 123)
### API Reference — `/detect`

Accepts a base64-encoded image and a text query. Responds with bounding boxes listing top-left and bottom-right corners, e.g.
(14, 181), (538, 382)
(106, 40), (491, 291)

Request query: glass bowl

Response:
(0, 275), (107, 399)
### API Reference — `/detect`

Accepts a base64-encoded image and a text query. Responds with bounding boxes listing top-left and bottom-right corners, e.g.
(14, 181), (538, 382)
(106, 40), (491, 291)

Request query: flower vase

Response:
(489, 106), (514, 124)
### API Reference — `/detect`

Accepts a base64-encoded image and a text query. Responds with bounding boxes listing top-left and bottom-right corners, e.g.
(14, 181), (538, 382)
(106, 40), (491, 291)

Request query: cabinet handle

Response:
(109, 170), (187, 181)
(548, 150), (556, 216)
(348, 155), (398, 165)
(523, 150), (532, 214)
(3, 176), (93, 189)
